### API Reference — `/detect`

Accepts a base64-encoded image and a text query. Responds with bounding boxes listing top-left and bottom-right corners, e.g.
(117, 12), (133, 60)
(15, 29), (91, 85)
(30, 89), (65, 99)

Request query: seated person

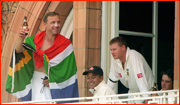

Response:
(160, 69), (174, 91)
(151, 69), (176, 104)
(152, 69), (173, 96)
(83, 66), (119, 103)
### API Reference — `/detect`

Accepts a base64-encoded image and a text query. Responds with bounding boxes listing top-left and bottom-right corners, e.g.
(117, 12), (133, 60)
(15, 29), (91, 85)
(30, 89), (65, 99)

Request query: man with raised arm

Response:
(6, 12), (78, 104)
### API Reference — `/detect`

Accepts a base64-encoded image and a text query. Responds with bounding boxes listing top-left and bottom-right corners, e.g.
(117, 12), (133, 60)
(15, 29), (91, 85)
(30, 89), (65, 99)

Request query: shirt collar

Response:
(89, 80), (105, 94)
(126, 47), (130, 61)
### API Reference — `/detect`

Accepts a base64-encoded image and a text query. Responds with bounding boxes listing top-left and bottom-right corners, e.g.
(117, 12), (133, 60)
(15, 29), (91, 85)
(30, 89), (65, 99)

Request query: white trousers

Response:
(32, 71), (52, 104)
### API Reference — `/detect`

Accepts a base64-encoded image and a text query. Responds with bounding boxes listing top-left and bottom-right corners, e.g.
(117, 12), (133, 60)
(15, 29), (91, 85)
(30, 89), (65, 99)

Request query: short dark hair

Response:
(109, 36), (128, 49)
(43, 12), (60, 23)
(161, 69), (174, 82)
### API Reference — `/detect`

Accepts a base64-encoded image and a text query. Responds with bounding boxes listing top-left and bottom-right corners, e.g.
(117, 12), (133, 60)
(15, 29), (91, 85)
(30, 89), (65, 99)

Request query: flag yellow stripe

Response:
(45, 55), (49, 62)
(8, 50), (32, 76)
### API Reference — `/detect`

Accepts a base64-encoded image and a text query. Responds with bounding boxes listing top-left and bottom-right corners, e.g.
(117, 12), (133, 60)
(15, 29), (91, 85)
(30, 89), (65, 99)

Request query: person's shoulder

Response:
(58, 34), (68, 39)
(25, 35), (35, 42)
(58, 34), (71, 42)
(128, 48), (143, 58)
(100, 83), (116, 95)
(101, 83), (114, 90)
(128, 48), (139, 55)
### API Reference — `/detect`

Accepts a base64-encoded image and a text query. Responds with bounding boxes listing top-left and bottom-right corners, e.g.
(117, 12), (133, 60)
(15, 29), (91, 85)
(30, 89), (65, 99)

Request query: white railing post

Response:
(177, 92), (179, 104)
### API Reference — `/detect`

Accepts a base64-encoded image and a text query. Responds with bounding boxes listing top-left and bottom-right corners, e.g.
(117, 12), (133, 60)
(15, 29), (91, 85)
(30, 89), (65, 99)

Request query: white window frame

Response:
(101, 1), (158, 83)
(60, 9), (73, 39)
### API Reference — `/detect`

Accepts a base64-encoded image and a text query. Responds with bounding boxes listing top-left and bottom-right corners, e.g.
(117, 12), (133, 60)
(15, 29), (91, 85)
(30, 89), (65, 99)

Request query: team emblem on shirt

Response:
(118, 73), (122, 78)
(126, 69), (129, 76)
(89, 67), (94, 71)
(137, 73), (143, 78)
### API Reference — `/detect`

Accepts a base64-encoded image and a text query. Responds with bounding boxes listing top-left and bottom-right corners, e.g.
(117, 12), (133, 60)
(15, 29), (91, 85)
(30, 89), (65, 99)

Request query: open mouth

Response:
(89, 83), (94, 85)
(89, 82), (94, 88)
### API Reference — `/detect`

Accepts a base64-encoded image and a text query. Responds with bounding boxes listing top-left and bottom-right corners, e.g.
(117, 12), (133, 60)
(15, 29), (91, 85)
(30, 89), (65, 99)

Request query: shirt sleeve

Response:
(107, 61), (119, 94)
(107, 79), (118, 94)
(131, 53), (152, 97)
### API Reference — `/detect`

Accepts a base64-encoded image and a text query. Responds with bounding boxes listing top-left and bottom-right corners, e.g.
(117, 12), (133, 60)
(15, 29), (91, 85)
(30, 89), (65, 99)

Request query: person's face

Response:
(110, 42), (125, 60)
(44, 15), (60, 35)
(87, 72), (103, 89)
(161, 74), (173, 90)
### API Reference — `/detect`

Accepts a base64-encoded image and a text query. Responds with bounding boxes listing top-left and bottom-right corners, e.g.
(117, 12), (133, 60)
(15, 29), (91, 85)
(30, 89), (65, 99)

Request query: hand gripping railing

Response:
(2, 89), (179, 104)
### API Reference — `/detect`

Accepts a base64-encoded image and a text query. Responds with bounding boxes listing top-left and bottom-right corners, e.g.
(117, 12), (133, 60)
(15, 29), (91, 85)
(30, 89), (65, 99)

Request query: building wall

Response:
(73, 1), (102, 98)
(1, 1), (19, 54)
(174, 1), (179, 89)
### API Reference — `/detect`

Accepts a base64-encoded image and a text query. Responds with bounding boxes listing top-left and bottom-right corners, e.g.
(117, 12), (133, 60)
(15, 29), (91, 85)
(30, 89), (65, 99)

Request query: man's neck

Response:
(119, 49), (127, 69)
(45, 33), (56, 41)
(39, 33), (56, 51)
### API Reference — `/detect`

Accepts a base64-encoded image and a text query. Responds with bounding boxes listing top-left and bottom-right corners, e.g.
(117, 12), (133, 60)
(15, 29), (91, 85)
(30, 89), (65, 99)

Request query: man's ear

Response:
(122, 45), (126, 51)
(100, 76), (104, 81)
(43, 22), (47, 28)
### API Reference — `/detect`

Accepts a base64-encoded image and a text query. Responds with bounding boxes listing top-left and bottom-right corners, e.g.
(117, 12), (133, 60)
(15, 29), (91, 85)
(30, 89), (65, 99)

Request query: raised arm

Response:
(15, 27), (28, 53)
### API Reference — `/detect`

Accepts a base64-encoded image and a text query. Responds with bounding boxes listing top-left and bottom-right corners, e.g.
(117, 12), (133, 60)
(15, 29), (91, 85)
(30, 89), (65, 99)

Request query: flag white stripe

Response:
(49, 44), (73, 67)
(12, 83), (32, 98)
(50, 72), (77, 89)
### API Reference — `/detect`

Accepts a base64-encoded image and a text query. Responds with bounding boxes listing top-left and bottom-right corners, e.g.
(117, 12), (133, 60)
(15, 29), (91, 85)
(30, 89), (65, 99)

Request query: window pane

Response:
(119, 1), (152, 33)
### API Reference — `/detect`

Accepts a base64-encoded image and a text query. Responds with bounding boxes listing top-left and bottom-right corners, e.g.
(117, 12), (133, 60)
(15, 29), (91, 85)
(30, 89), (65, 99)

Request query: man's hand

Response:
(42, 79), (49, 87)
(16, 27), (30, 53)
(151, 94), (158, 97)
(145, 99), (150, 104)
(19, 27), (29, 41)
(145, 94), (159, 104)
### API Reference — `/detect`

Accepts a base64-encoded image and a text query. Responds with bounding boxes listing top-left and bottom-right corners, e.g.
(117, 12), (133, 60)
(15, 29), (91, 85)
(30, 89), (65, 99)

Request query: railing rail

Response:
(2, 89), (179, 104)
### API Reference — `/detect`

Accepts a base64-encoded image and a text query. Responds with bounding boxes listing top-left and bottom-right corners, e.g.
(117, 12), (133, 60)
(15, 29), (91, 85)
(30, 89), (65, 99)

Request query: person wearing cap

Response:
(83, 66), (119, 103)
(107, 36), (155, 104)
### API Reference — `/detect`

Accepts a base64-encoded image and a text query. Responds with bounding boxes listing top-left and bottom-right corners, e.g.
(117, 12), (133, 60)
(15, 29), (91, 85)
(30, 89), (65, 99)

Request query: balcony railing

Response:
(3, 89), (179, 104)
